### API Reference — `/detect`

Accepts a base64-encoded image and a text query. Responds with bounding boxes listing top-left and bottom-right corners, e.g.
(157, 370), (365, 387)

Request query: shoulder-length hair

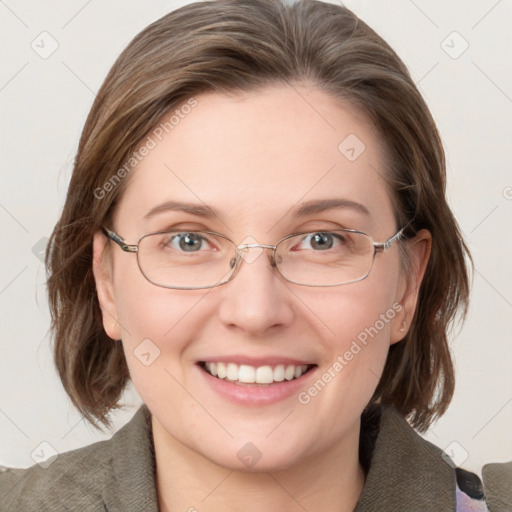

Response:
(46, 0), (471, 432)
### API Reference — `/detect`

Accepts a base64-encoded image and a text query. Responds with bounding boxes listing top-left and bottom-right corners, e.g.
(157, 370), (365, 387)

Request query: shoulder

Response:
(357, 404), (512, 512)
(454, 462), (512, 511)
(0, 435), (115, 512)
(481, 460), (512, 511)
(0, 404), (157, 512)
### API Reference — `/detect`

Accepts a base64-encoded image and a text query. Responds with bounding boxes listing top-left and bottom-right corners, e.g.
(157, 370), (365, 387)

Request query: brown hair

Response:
(46, 0), (471, 432)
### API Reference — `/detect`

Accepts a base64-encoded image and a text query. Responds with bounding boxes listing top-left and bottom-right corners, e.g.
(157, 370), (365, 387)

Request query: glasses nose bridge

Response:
(236, 242), (277, 252)
(235, 242), (278, 261)
(232, 242), (279, 273)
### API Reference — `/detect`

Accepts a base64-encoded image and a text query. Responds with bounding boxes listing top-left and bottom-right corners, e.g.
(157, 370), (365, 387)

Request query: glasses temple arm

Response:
(373, 225), (409, 252)
(101, 226), (138, 253)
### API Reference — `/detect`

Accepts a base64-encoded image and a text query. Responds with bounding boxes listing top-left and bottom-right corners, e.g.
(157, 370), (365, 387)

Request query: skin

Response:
(93, 84), (431, 512)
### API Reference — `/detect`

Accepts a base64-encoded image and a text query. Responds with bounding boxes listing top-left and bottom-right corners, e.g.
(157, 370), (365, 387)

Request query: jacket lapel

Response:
(354, 405), (456, 511)
(103, 405), (160, 511)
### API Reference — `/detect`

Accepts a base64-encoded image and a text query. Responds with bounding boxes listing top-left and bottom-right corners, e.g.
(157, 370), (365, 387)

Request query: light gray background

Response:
(1, 0), (511, 475)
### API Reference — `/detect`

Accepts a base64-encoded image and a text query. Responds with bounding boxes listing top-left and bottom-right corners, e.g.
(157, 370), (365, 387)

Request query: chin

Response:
(196, 435), (311, 473)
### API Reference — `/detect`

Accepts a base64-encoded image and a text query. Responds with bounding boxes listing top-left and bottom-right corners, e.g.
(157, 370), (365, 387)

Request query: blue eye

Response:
(298, 232), (345, 251)
(166, 232), (210, 252)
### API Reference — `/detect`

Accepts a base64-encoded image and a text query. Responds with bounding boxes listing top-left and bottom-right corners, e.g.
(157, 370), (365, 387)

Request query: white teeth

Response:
(217, 362), (227, 379)
(284, 365), (295, 381)
(226, 363), (238, 381)
(203, 362), (310, 383)
(238, 365), (256, 383)
(255, 365), (274, 384)
(274, 364), (285, 382)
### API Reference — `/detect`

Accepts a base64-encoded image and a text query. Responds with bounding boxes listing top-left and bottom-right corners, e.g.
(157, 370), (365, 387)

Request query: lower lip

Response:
(197, 364), (317, 406)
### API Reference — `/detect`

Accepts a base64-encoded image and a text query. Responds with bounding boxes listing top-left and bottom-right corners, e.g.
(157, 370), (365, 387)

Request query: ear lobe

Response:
(390, 229), (432, 344)
(92, 230), (122, 340)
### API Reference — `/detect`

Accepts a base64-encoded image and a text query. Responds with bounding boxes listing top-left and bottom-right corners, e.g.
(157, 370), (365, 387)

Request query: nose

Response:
(217, 247), (294, 336)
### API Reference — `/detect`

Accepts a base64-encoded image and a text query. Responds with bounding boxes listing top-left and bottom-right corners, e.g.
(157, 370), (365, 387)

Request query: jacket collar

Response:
(354, 404), (456, 511)
(104, 403), (456, 511)
(104, 404), (159, 511)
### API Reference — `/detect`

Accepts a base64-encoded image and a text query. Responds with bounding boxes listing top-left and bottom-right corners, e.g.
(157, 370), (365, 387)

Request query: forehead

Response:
(114, 85), (394, 235)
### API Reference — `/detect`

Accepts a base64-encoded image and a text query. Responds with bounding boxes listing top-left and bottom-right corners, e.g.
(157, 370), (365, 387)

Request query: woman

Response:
(1, 0), (510, 510)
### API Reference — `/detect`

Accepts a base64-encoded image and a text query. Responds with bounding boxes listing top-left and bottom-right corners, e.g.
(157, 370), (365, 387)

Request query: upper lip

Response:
(198, 356), (316, 367)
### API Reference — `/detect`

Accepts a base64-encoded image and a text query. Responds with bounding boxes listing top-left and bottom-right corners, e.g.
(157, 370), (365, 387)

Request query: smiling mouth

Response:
(199, 361), (316, 386)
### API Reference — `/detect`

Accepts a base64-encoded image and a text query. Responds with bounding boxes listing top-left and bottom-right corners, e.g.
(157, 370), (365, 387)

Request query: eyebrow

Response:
(143, 198), (370, 221)
(291, 198), (370, 217)
(144, 201), (219, 220)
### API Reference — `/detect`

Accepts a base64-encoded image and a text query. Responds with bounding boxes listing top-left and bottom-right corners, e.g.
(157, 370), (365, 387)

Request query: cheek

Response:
(114, 287), (215, 418)
(317, 288), (397, 389)
(305, 259), (400, 353)
(112, 253), (198, 339)
(297, 261), (401, 405)
(110, 258), (212, 385)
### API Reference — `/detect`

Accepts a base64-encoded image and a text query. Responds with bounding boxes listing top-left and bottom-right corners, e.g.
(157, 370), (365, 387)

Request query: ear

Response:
(390, 229), (432, 344)
(92, 230), (122, 340)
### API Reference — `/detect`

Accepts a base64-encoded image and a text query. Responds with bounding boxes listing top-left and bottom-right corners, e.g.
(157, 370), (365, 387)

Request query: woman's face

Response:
(93, 84), (428, 471)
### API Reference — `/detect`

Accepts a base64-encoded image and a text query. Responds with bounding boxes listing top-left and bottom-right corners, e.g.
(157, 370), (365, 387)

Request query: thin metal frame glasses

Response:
(102, 225), (407, 290)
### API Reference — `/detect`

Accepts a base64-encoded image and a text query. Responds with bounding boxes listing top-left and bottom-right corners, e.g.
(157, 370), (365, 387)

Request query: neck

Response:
(152, 417), (366, 512)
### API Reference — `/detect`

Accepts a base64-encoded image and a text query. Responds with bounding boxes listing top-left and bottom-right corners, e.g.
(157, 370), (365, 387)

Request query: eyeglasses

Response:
(102, 225), (407, 290)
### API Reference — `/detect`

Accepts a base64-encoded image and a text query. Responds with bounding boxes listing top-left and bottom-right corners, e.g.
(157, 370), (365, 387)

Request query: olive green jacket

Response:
(1, 404), (510, 511)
